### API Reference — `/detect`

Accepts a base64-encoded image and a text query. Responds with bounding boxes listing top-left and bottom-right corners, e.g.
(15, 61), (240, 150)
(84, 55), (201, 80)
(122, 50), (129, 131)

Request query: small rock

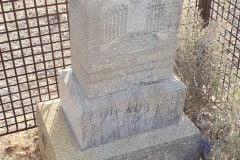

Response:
(5, 145), (17, 154)
(0, 26), (4, 32)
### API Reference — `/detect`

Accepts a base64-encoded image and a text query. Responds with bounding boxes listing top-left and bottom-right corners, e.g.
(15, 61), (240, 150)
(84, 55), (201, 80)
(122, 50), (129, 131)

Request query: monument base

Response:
(59, 68), (188, 149)
(36, 99), (201, 160)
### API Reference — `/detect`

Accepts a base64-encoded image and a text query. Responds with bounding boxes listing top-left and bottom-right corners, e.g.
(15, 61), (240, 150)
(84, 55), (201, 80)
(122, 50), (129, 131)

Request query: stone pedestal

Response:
(37, 0), (201, 159)
(59, 68), (187, 149)
(36, 100), (201, 160)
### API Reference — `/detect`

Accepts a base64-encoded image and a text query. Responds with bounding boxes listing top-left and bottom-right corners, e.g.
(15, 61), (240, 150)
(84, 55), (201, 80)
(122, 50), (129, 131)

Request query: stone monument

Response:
(36, 0), (201, 159)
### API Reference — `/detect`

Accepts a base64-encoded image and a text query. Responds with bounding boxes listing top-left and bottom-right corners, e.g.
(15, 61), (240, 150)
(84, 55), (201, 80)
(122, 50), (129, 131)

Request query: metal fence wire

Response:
(210, 0), (240, 91)
(0, 0), (70, 136)
(0, 0), (239, 136)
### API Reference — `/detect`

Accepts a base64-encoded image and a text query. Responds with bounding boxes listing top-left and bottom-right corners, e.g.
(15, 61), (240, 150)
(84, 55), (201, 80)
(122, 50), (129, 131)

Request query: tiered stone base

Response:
(36, 100), (201, 160)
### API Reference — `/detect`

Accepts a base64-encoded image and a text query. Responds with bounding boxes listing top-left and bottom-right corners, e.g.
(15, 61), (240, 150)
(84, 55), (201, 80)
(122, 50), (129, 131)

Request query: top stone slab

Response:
(70, 0), (184, 98)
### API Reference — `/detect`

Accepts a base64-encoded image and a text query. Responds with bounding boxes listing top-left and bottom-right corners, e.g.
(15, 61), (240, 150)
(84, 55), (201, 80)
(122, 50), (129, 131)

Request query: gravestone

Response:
(36, 0), (201, 159)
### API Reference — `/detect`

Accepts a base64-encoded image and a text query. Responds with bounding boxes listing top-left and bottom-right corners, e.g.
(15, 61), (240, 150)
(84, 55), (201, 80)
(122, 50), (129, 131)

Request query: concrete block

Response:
(36, 99), (201, 160)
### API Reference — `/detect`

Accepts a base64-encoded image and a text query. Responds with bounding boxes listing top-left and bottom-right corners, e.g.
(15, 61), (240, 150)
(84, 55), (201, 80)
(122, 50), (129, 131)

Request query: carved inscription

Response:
(146, 0), (171, 32)
(129, 0), (143, 4)
(103, 5), (128, 43)
(123, 102), (150, 135)
(85, 91), (183, 148)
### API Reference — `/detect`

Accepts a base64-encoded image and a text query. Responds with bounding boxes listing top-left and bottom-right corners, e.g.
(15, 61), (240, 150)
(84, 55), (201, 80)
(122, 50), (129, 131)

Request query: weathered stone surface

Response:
(36, 0), (201, 159)
(59, 68), (187, 149)
(36, 100), (201, 160)
(70, 0), (184, 98)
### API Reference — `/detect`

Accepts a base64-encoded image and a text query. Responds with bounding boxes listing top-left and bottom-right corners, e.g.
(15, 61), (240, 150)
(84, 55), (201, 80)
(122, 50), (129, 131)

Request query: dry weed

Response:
(176, 0), (240, 159)
(0, 128), (41, 160)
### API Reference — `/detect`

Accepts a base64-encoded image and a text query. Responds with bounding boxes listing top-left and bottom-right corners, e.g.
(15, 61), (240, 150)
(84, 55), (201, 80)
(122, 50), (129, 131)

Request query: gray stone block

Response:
(59, 68), (187, 149)
(69, 0), (184, 98)
(36, 100), (201, 160)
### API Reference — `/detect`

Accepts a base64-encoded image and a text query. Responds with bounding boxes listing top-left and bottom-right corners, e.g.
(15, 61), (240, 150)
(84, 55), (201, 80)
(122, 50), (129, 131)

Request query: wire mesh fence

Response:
(0, 0), (239, 136)
(0, 0), (70, 136)
(210, 0), (240, 93)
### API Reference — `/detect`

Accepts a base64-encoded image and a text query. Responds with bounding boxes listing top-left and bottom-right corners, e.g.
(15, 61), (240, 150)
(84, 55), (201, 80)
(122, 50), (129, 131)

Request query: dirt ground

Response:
(0, 128), (41, 160)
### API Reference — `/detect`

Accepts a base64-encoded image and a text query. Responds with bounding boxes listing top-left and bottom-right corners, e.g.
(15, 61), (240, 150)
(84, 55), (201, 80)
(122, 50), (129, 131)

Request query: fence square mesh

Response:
(210, 0), (240, 91)
(0, 0), (70, 136)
